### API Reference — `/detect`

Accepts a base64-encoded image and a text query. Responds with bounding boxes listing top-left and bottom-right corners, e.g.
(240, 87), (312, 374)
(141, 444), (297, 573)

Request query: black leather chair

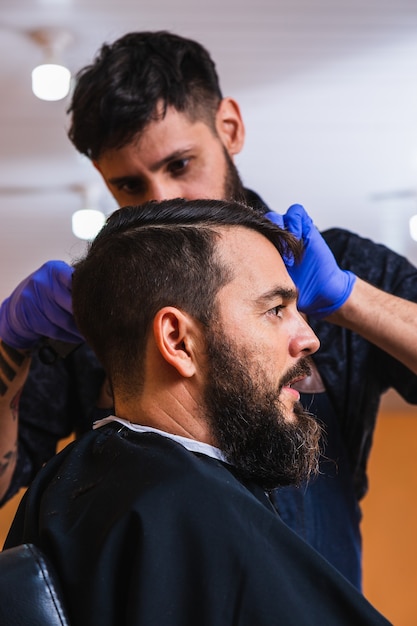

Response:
(0, 543), (70, 625)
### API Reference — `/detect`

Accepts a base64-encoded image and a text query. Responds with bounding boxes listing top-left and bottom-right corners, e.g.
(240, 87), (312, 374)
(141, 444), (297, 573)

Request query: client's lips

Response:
(288, 376), (306, 394)
(281, 385), (301, 401)
(280, 359), (313, 399)
(281, 375), (307, 401)
(288, 374), (306, 387)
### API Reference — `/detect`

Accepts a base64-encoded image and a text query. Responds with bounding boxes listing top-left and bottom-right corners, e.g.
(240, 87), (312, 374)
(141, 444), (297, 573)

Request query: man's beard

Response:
(202, 326), (323, 491)
(222, 148), (247, 204)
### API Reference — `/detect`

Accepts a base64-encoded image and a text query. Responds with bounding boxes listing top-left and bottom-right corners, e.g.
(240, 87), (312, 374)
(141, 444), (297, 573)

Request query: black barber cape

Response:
(4, 422), (391, 626)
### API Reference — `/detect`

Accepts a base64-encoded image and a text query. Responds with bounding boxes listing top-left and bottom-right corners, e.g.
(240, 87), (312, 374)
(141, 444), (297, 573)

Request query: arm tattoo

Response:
(1, 342), (25, 366)
(0, 352), (15, 382)
(10, 390), (22, 422)
(0, 444), (17, 478)
(0, 341), (27, 398)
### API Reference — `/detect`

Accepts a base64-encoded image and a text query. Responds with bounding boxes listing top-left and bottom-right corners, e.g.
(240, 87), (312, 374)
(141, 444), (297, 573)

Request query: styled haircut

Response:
(67, 31), (223, 161)
(72, 199), (302, 394)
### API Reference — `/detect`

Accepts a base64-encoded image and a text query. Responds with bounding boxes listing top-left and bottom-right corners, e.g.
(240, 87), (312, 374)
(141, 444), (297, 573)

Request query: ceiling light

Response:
(72, 209), (106, 240)
(71, 184), (106, 240)
(32, 64), (71, 101)
(28, 28), (73, 101)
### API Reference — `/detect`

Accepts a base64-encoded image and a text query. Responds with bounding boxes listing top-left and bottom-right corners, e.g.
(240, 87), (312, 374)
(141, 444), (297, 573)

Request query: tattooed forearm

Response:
(0, 444), (17, 477)
(1, 342), (25, 366)
(0, 340), (27, 397)
(0, 351), (15, 382)
(10, 390), (22, 421)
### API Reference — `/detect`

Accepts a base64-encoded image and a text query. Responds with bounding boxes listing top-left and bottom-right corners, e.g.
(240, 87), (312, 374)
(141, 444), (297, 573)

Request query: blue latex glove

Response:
(0, 260), (84, 350)
(266, 204), (356, 318)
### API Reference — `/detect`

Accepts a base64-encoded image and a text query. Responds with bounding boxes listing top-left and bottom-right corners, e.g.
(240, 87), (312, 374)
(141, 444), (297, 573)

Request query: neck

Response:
(114, 384), (214, 445)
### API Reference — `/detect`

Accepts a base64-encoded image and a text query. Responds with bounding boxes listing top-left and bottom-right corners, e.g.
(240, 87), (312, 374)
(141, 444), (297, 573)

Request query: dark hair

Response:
(72, 199), (302, 395)
(67, 31), (223, 160)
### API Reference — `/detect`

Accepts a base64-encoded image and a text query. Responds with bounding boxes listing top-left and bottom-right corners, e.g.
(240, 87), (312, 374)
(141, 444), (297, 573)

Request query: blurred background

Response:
(0, 1), (416, 624)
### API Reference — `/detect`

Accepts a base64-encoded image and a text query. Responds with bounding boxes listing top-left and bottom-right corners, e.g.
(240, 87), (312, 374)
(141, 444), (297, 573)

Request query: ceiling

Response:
(1, 2), (417, 347)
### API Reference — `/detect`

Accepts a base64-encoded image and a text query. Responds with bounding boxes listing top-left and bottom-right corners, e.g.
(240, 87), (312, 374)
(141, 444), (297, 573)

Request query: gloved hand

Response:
(266, 204), (356, 318)
(0, 260), (84, 350)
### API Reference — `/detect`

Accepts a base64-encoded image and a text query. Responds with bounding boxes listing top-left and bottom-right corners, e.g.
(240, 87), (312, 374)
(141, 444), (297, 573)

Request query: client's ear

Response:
(153, 307), (199, 378)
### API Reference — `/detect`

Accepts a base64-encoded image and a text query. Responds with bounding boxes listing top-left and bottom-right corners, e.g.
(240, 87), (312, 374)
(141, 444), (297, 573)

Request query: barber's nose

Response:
(146, 180), (183, 203)
(289, 315), (320, 358)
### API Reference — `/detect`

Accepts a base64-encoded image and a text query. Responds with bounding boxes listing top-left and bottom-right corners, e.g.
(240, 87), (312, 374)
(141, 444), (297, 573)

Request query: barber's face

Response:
(201, 228), (322, 490)
(94, 106), (245, 207)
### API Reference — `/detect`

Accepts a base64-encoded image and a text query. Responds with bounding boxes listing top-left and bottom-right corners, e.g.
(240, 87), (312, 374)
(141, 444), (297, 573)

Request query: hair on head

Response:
(68, 31), (223, 160)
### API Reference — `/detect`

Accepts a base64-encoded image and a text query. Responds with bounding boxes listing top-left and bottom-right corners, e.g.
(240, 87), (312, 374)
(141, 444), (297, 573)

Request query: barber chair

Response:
(0, 543), (70, 625)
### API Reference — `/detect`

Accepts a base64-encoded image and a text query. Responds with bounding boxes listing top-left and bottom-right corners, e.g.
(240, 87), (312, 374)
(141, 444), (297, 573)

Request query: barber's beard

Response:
(222, 148), (247, 204)
(202, 327), (323, 491)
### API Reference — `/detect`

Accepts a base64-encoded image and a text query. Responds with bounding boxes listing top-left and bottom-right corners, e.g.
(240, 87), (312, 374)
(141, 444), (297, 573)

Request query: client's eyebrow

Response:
(256, 286), (299, 307)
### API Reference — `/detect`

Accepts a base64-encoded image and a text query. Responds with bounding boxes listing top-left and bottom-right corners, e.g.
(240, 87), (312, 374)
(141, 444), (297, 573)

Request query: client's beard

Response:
(202, 327), (323, 491)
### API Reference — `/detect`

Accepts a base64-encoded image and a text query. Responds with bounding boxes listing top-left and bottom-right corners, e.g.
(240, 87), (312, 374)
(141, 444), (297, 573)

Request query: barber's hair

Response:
(68, 31), (223, 161)
(72, 199), (301, 393)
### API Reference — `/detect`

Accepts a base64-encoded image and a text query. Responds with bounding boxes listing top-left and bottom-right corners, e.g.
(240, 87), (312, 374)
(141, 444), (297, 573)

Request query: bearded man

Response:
(4, 199), (390, 626)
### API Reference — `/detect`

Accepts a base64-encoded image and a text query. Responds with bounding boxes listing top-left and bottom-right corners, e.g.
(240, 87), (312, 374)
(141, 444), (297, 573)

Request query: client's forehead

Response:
(216, 227), (293, 299)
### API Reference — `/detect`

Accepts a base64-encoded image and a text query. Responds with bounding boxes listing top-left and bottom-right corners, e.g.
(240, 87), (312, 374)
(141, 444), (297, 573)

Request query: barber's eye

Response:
(168, 158), (190, 175)
(118, 180), (144, 194)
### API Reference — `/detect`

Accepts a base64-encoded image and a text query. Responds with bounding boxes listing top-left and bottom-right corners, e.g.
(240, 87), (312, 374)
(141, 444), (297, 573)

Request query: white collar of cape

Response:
(93, 415), (228, 464)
